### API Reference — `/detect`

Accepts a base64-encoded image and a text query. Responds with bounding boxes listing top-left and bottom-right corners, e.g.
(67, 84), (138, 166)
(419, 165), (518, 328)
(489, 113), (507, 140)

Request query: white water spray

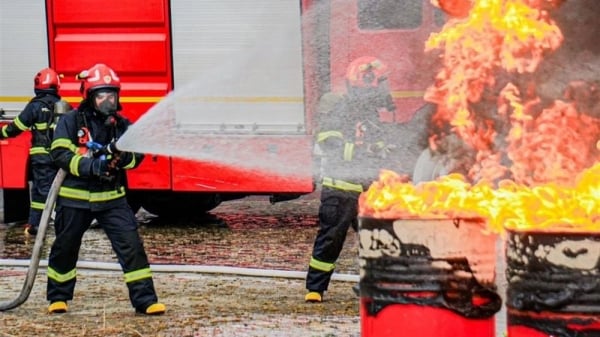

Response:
(117, 0), (308, 177)
(116, 0), (441, 181)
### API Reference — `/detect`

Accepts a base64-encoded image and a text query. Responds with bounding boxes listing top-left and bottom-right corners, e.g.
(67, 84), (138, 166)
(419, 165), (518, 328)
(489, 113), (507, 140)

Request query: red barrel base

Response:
(360, 299), (495, 337)
(509, 324), (600, 337)
(507, 310), (600, 337)
(508, 326), (550, 337)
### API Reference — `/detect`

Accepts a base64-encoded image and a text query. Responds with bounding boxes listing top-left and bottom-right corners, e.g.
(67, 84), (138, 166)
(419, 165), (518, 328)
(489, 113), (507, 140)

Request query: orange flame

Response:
(360, 165), (600, 233)
(362, 0), (600, 233)
(425, 0), (563, 156)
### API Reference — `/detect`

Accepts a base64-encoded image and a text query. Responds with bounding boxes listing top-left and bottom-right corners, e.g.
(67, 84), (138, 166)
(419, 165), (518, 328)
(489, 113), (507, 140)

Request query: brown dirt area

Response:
(1, 269), (359, 337)
(1, 195), (361, 337)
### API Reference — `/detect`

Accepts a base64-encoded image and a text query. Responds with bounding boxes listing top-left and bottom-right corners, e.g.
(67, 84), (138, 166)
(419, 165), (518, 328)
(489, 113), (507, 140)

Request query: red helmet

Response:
(345, 56), (389, 88)
(77, 63), (121, 99)
(34, 68), (61, 90)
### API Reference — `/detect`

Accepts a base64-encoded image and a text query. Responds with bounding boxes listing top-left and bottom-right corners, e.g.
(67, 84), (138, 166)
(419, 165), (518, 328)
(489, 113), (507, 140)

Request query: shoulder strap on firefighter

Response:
(29, 95), (60, 149)
(76, 109), (87, 130)
(29, 96), (55, 131)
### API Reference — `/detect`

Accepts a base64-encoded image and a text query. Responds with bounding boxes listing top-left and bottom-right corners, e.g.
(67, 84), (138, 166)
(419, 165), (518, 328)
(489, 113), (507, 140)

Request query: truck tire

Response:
(126, 190), (144, 214)
(140, 192), (222, 218)
(2, 188), (30, 224)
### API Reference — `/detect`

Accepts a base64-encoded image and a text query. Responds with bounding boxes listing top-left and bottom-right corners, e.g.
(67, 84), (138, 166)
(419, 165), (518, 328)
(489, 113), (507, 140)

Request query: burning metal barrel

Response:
(505, 228), (600, 337)
(358, 217), (501, 337)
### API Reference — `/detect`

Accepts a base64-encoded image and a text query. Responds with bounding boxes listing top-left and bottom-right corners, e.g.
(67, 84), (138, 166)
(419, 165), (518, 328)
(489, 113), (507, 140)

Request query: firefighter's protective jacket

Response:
(50, 105), (143, 211)
(316, 94), (389, 192)
(0, 92), (61, 157)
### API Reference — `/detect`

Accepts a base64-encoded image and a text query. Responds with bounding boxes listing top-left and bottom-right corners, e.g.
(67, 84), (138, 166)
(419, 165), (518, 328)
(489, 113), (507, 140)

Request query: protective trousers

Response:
(47, 203), (158, 310)
(28, 155), (58, 228)
(306, 186), (359, 292)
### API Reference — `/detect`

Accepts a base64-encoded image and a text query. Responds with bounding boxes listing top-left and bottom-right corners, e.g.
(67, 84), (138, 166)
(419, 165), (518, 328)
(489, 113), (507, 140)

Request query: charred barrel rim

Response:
(358, 217), (501, 318)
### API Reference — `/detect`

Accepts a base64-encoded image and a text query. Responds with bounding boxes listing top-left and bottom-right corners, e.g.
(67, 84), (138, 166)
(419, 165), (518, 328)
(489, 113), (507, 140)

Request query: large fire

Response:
(360, 165), (600, 233)
(360, 0), (600, 232)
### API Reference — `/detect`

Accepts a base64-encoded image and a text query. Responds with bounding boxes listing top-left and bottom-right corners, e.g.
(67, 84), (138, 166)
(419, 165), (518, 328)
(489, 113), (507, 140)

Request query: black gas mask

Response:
(92, 89), (119, 116)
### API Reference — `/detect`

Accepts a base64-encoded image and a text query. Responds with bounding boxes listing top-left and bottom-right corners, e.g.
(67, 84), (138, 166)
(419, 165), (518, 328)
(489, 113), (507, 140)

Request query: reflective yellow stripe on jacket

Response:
(58, 186), (126, 202)
(13, 117), (29, 131)
(33, 122), (50, 130)
(30, 200), (45, 211)
(120, 156), (137, 169)
(51, 138), (84, 176)
(316, 130), (343, 143)
(322, 177), (363, 193)
(343, 142), (354, 161)
(29, 146), (49, 155)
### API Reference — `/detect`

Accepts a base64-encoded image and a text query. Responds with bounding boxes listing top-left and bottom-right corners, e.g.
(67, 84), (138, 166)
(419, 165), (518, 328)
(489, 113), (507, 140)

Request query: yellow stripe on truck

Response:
(0, 91), (424, 105)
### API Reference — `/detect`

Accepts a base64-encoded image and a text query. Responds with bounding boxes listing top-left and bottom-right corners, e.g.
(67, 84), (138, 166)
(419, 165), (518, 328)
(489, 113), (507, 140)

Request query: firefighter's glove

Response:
(90, 158), (109, 176)
(107, 152), (123, 171)
(89, 141), (120, 159)
(90, 158), (115, 183)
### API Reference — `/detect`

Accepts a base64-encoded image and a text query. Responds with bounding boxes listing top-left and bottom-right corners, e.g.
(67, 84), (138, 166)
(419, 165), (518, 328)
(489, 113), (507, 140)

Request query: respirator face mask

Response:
(93, 89), (119, 116)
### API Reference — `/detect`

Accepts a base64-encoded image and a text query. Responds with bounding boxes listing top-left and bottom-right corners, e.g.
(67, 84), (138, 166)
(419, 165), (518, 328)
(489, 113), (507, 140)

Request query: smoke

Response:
(117, 0), (436, 181)
(117, 0), (308, 177)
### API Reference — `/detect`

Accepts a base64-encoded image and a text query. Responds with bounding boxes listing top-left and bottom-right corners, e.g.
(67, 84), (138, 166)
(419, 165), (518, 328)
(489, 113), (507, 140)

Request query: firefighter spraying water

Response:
(1, 64), (165, 315)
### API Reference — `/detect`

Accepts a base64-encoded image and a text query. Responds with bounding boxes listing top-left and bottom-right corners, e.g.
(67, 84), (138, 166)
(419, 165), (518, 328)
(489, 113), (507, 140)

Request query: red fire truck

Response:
(0, 0), (445, 221)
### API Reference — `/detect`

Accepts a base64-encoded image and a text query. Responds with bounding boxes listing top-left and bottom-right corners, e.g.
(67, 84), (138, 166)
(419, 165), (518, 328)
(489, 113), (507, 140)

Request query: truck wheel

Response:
(126, 190), (144, 214)
(140, 192), (222, 218)
(2, 188), (30, 224)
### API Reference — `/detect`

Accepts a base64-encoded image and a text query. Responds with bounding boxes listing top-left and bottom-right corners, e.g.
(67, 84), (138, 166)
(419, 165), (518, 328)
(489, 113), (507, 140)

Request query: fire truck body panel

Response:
(0, 0), (443, 219)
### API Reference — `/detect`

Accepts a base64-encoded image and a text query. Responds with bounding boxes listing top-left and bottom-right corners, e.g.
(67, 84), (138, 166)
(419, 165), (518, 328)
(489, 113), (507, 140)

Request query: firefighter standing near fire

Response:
(0, 68), (70, 236)
(305, 56), (397, 302)
(46, 63), (165, 315)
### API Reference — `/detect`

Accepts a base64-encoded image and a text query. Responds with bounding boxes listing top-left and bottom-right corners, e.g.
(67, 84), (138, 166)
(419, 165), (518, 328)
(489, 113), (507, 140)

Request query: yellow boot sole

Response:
(305, 292), (323, 302)
(48, 301), (68, 314)
(144, 303), (166, 315)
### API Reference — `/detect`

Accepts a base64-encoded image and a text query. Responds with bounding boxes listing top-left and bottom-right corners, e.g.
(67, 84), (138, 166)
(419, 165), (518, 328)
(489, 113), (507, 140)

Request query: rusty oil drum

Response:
(358, 217), (501, 337)
(505, 228), (600, 337)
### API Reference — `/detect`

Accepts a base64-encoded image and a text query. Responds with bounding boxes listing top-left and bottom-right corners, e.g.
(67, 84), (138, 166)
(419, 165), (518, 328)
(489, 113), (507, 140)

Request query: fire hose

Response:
(0, 130), (125, 311)
(0, 169), (66, 311)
